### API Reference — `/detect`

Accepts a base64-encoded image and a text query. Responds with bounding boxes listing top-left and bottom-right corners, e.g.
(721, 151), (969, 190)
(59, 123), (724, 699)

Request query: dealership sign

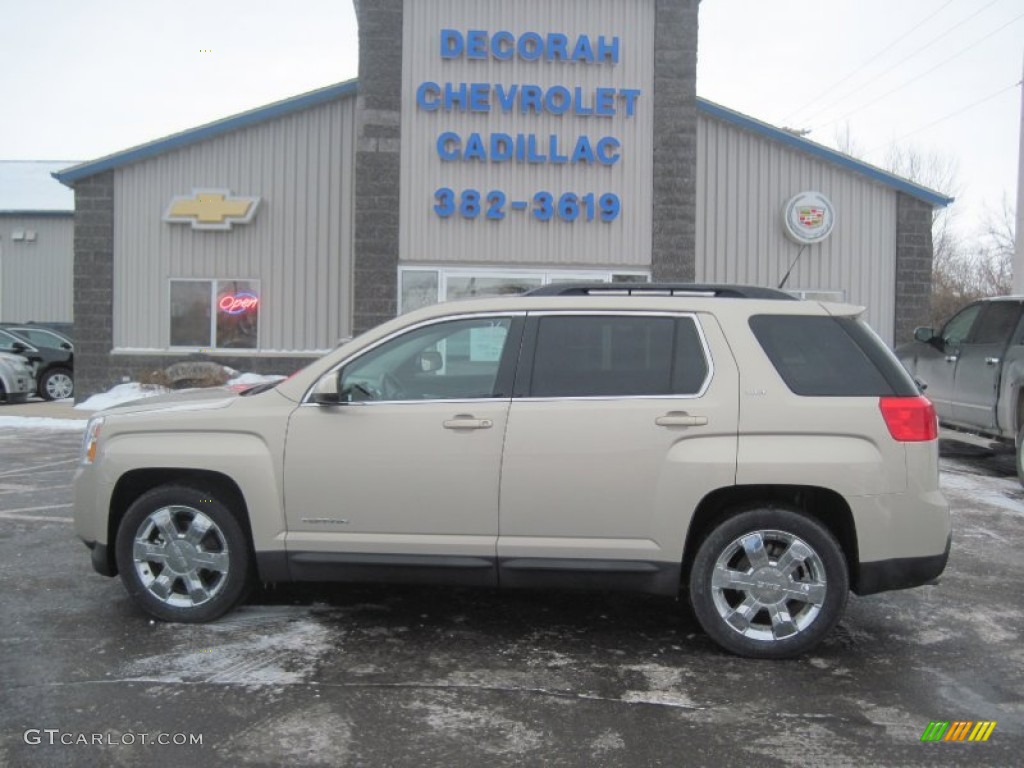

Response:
(414, 29), (640, 225)
(782, 191), (835, 245)
(164, 189), (260, 231)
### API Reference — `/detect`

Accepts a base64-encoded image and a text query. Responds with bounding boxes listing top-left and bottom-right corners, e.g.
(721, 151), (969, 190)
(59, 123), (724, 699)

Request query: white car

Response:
(0, 350), (35, 403)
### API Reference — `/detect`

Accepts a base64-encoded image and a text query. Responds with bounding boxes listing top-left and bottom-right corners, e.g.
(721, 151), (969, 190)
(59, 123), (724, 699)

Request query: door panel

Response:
(952, 302), (1021, 428)
(915, 303), (982, 420)
(497, 313), (740, 574)
(284, 400), (509, 558)
(282, 314), (521, 566)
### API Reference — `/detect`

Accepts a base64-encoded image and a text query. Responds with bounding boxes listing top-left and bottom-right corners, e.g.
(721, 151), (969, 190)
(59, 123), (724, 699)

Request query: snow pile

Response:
(74, 383), (168, 411)
(226, 372), (286, 389)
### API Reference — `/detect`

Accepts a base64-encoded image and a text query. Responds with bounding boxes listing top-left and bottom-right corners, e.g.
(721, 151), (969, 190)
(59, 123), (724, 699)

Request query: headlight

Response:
(81, 416), (104, 465)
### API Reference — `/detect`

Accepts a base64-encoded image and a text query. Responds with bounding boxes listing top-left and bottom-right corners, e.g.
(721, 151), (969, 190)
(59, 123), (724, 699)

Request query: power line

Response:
(864, 80), (1021, 153)
(781, 0), (959, 124)
(799, 0), (1006, 126)
(810, 9), (1024, 133)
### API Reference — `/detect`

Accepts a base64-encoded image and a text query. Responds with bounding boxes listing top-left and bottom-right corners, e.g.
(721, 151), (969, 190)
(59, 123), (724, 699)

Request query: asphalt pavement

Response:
(0, 425), (1021, 767)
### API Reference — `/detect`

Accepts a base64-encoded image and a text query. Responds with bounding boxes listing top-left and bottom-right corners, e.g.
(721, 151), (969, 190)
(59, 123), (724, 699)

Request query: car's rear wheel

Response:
(40, 367), (73, 400)
(689, 506), (848, 659)
(115, 485), (252, 622)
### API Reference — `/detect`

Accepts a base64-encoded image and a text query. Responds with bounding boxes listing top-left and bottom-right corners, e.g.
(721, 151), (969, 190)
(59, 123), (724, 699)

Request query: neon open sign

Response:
(218, 293), (259, 315)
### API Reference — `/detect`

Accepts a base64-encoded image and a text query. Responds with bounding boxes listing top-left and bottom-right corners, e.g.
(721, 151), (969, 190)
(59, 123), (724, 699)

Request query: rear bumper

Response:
(854, 532), (950, 596)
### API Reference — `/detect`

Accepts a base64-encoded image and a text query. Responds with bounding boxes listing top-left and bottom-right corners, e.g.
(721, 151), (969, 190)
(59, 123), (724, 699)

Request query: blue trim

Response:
(696, 98), (954, 208)
(53, 80), (359, 186)
(0, 210), (73, 217)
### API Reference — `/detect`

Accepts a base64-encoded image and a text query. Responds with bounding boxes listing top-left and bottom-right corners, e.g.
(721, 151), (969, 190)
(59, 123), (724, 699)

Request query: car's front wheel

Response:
(115, 485), (252, 622)
(689, 506), (848, 659)
(40, 367), (73, 400)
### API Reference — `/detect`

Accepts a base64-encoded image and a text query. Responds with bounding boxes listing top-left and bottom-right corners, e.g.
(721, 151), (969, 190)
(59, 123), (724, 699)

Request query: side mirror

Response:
(10, 341), (28, 353)
(61, 342), (72, 351)
(310, 372), (341, 405)
(913, 327), (934, 344)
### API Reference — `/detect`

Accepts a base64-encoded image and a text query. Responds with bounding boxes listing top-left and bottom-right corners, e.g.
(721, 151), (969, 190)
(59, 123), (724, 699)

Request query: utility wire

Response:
(799, 0), (1006, 126)
(864, 80), (1021, 154)
(811, 10), (1024, 132)
(781, 0), (959, 124)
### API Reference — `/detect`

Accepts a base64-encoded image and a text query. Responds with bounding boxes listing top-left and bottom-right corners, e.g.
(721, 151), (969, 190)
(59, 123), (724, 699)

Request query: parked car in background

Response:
(896, 295), (1024, 483)
(1, 324), (74, 352)
(0, 328), (74, 400)
(0, 350), (36, 403)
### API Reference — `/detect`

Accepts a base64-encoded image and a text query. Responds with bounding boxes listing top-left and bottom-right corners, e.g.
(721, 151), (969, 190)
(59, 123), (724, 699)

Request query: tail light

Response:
(879, 396), (938, 442)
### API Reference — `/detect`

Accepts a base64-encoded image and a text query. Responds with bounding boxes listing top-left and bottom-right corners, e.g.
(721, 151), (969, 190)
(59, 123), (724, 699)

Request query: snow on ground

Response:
(0, 415), (86, 431)
(940, 465), (1024, 516)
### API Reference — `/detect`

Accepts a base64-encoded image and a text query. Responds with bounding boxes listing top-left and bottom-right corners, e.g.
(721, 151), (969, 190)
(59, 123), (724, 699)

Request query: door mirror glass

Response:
(913, 327), (934, 344)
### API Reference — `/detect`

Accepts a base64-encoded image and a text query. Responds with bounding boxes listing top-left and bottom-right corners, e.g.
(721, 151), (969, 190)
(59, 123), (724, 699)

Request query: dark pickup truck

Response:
(896, 296), (1024, 483)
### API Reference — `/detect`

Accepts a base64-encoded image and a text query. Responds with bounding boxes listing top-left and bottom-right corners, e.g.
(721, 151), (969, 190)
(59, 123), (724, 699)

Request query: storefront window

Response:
(170, 279), (259, 349)
(399, 268), (649, 313)
(170, 281), (213, 347)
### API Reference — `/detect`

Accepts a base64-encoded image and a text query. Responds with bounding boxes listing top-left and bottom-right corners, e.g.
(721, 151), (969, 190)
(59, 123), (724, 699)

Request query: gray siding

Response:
(113, 96), (357, 351)
(399, 0), (655, 268)
(0, 214), (74, 323)
(697, 113), (898, 343)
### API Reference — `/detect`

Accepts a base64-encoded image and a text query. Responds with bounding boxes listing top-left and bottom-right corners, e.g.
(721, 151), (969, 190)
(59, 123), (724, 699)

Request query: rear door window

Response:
(527, 315), (709, 398)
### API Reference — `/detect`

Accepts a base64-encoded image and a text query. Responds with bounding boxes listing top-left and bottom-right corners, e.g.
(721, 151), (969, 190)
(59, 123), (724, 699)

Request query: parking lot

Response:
(0, 422), (1021, 766)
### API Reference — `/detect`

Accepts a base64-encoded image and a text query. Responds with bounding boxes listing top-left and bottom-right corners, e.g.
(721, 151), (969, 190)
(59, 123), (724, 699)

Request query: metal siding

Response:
(400, 0), (654, 269)
(113, 96), (356, 351)
(0, 216), (74, 323)
(696, 114), (897, 343)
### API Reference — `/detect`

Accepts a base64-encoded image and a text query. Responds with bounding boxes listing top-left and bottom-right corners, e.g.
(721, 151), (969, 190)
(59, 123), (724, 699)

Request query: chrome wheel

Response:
(42, 369), (73, 400)
(131, 505), (231, 609)
(710, 529), (826, 641)
(689, 507), (848, 658)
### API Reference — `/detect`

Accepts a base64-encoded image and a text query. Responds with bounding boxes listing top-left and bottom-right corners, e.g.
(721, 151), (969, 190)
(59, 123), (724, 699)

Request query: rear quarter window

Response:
(749, 315), (918, 397)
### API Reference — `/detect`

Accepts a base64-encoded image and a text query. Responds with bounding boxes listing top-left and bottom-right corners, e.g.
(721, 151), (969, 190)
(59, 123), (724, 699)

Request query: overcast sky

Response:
(1, 0), (1020, 240)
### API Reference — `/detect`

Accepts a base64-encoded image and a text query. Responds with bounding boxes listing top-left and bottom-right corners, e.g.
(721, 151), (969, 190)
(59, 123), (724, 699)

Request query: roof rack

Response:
(525, 283), (798, 300)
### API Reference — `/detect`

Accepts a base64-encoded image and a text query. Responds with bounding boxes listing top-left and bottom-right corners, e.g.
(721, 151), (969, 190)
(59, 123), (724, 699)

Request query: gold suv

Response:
(74, 284), (950, 658)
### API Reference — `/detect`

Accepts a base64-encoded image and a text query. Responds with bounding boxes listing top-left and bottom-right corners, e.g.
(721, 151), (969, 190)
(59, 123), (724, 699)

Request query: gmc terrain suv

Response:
(74, 285), (950, 658)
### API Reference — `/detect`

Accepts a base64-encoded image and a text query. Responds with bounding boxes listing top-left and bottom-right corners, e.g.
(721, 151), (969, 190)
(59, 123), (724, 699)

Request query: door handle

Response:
(443, 416), (493, 430)
(985, 357), (1000, 366)
(944, 355), (958, 363)
(655, 412), (708, 427)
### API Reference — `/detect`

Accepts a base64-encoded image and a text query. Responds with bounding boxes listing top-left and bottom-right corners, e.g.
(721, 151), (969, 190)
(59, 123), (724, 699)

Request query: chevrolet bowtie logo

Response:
(164, 189), (260, 230)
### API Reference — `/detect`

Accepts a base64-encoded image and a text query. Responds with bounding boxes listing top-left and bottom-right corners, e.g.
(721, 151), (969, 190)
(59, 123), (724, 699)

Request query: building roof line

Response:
(0, 210), (74, 217)
(53, 79), (358, 186)
(696, 98), (954, 208)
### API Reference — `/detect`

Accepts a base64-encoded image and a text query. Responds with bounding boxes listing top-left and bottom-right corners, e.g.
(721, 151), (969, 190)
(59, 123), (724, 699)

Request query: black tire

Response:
(689, 506), (848, 659)
(40, 367), (74, 400)
(115, 485), (253, 622)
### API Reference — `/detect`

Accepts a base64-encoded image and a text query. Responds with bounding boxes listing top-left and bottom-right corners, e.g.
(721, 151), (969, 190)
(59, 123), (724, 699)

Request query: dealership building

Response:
(55, 0), (952, 401)
(0, 161), (75, 325)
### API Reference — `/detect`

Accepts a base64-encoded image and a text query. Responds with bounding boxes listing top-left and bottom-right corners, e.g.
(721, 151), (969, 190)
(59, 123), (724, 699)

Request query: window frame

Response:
(303, 311), (526, 405)
(168, 278), (261, 351)
(513, 311), (714, 401)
